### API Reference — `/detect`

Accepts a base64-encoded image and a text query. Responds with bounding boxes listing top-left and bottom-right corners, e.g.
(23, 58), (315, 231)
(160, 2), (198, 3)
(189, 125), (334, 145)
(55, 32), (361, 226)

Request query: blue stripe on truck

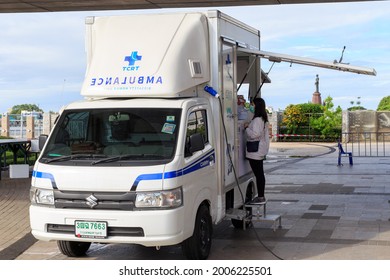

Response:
(32, 149), (215, 192)
(32, 170), (58, 189)
(130, 150), (215, 191)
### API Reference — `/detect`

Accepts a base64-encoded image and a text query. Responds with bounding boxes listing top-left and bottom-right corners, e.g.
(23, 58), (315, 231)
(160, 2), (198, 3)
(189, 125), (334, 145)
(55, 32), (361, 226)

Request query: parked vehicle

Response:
(29, 10), (375, 259)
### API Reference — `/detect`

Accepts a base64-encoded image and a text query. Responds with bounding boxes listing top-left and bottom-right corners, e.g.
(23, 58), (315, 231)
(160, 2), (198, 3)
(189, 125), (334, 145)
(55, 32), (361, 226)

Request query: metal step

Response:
(245, 200), (267, 208)
(225, 203), (282, 232)
(225, 208), (248, 220)
(245, 202), (267, 218)
(251, 214), (282, 232)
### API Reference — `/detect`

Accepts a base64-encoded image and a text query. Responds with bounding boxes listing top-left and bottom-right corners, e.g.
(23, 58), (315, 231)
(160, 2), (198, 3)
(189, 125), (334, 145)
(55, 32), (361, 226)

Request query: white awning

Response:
(237, 48), (376, 76)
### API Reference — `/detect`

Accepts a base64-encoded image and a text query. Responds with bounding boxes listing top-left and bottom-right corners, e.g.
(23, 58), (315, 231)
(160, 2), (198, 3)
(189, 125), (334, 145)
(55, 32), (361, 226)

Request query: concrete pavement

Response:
(0, 175), (35, 260)
(1, 142), (390, 260)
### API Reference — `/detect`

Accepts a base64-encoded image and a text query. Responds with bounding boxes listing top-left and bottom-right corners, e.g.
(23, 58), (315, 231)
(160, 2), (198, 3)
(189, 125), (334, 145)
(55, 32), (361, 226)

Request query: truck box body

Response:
(82, 12), (211, 98)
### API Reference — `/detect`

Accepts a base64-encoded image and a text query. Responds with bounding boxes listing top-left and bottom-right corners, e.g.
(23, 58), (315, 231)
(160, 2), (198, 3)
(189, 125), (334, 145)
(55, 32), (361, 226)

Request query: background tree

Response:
(377, 96), (390, 111)
(10, 104), (43, 114)
(348, 96), (366, 111)
(299, 103), (323, 124)
(283, 104), (305, 134)
(310, 96), (342, 139)
(348, 106), (366, 111)
(282, 103), (322, 134)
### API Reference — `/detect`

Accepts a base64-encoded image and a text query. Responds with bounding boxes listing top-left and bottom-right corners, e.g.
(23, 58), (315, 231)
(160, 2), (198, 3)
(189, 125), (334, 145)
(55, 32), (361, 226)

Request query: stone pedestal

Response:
(312, 92), (322, 105)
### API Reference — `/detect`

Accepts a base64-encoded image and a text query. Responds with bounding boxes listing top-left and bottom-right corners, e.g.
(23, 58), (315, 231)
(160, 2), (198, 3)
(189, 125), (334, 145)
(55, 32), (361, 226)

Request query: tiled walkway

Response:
(2, 142), (390, 260)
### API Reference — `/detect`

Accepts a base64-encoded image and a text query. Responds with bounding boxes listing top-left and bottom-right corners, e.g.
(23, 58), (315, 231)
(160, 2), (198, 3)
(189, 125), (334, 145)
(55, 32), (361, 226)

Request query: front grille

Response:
(54, 190), (136, 210)
(47, 224), (145, 237)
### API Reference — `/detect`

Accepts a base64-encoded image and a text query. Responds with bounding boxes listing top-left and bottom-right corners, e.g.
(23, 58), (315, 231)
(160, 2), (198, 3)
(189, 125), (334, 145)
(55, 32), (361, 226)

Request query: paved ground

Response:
(0, 175), (33, 259)
(1, 142), (390, 260)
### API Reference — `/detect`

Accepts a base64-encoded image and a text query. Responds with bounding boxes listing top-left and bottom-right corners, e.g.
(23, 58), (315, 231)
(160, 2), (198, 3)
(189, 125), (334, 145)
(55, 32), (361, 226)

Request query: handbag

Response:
(246, 140), (260, 153)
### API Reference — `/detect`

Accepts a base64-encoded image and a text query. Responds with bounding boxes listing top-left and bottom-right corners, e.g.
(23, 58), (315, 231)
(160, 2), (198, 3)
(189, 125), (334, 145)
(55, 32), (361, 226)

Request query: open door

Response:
(221, 43), (237, 188)
(237, 48), (376, 76)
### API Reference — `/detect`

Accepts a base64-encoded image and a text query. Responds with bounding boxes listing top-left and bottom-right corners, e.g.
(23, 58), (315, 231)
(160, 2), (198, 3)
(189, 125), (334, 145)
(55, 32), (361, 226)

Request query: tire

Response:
(57, 240), (91, 257)
(182, 204), (212, 260)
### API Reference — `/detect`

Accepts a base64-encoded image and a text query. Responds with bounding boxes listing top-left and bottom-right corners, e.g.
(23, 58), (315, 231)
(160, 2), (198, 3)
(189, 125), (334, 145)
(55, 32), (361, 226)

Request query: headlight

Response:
(135, 187), (182, 209)
(30, 187), (54, 206)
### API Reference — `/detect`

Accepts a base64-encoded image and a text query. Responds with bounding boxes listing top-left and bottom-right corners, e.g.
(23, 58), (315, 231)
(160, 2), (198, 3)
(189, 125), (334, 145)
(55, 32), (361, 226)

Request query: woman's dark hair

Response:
(252, 97), (268, 123)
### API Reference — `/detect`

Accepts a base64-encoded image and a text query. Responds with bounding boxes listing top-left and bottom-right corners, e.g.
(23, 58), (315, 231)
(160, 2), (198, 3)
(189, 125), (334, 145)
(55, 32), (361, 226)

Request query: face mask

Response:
(249, 105), (255, 113)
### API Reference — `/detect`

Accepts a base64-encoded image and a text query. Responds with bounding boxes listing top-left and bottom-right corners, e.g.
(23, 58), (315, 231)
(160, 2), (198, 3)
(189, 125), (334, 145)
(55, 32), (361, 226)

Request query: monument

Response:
(312, 74), (322, 105)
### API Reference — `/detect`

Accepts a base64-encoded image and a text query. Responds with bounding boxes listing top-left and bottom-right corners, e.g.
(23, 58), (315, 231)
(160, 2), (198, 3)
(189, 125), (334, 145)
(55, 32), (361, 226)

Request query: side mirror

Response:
(38, 134), (48, 151)
(188, 133), (205, 155)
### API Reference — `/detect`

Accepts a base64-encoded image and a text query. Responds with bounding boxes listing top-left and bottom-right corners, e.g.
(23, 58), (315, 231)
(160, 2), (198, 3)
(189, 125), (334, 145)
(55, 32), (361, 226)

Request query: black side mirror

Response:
(38, 134), (48, 151)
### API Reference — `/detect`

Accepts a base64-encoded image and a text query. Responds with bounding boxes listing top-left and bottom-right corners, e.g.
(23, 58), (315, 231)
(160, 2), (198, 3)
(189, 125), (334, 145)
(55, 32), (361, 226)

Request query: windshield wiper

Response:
(91, 154), (165, 165)
(45, 154), (107, 163)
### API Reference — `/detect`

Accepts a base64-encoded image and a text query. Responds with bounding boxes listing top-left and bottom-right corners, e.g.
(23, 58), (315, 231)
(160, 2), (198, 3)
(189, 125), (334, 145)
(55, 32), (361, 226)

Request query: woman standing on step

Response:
(244, 97), (270, 204)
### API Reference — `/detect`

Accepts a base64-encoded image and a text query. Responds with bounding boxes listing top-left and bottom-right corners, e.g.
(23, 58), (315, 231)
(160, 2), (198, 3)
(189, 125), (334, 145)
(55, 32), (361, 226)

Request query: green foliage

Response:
(377, 96), (390, 111)
(282, 97), (341, 140)
(283, 105), (303, 134)
(282, 103), (322, 134)
(3, 151), (36, 166)
(348, 106), (366, 111)
(299, 103), (323, 114)
(349, 96), (364, 111)
(10, 104), (43, 114)
(310, 96), (342, 138)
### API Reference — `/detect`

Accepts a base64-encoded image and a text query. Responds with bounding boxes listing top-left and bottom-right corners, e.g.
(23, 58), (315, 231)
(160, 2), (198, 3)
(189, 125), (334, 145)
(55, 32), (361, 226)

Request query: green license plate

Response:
(75, 221), (107, 239)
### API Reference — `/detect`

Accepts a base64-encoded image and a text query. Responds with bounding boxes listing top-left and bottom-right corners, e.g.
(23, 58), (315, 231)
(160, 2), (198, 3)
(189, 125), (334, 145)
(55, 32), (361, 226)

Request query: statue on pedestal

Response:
(315, 74), (319, 92)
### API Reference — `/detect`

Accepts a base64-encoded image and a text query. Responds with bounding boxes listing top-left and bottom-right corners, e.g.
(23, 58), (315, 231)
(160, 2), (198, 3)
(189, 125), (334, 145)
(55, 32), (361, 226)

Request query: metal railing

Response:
(341, 132), (390, 157)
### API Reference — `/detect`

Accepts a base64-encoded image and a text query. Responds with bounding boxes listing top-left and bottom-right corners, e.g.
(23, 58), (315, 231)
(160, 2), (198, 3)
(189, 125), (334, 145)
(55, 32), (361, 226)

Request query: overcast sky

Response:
(0, 1), (389, 113)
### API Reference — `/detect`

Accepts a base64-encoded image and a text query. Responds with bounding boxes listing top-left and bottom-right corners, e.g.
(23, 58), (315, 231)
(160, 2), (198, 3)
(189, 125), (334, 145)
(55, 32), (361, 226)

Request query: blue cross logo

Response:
(124, 51), (142, 66)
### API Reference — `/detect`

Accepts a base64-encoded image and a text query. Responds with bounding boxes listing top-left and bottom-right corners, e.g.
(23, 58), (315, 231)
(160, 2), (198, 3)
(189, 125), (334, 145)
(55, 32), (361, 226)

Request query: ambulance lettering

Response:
(90, 76), (163, 86)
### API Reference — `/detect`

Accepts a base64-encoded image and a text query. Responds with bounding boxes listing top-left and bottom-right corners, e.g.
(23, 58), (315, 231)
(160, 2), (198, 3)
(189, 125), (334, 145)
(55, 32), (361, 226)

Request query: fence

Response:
(1, 111), (390, 158)
(341, 132), (390, 157)
(270, 111), (341, 142)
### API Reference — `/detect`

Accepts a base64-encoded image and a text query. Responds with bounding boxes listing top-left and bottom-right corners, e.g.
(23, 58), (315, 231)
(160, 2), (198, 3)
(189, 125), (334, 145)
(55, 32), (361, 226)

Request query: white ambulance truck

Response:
(29, 10), (376, 260)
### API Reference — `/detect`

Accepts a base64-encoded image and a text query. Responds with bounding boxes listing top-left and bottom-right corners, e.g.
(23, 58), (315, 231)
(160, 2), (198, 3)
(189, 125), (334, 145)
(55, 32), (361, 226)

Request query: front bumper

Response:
(30, 205), (185, 247)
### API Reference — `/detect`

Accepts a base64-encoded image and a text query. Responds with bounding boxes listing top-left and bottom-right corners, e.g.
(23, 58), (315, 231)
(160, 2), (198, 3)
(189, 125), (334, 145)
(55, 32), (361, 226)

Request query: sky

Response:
(0, 1), (389, 113)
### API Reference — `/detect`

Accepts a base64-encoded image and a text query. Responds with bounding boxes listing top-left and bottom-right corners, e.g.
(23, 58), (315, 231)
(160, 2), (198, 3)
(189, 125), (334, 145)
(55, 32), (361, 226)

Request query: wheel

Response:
(182, 204), (212, 260)
(57, 240), (91, 257)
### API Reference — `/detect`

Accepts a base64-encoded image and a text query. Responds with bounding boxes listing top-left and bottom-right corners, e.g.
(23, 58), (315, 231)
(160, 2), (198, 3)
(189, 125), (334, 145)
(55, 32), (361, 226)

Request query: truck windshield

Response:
(40, 108), (181, 165)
